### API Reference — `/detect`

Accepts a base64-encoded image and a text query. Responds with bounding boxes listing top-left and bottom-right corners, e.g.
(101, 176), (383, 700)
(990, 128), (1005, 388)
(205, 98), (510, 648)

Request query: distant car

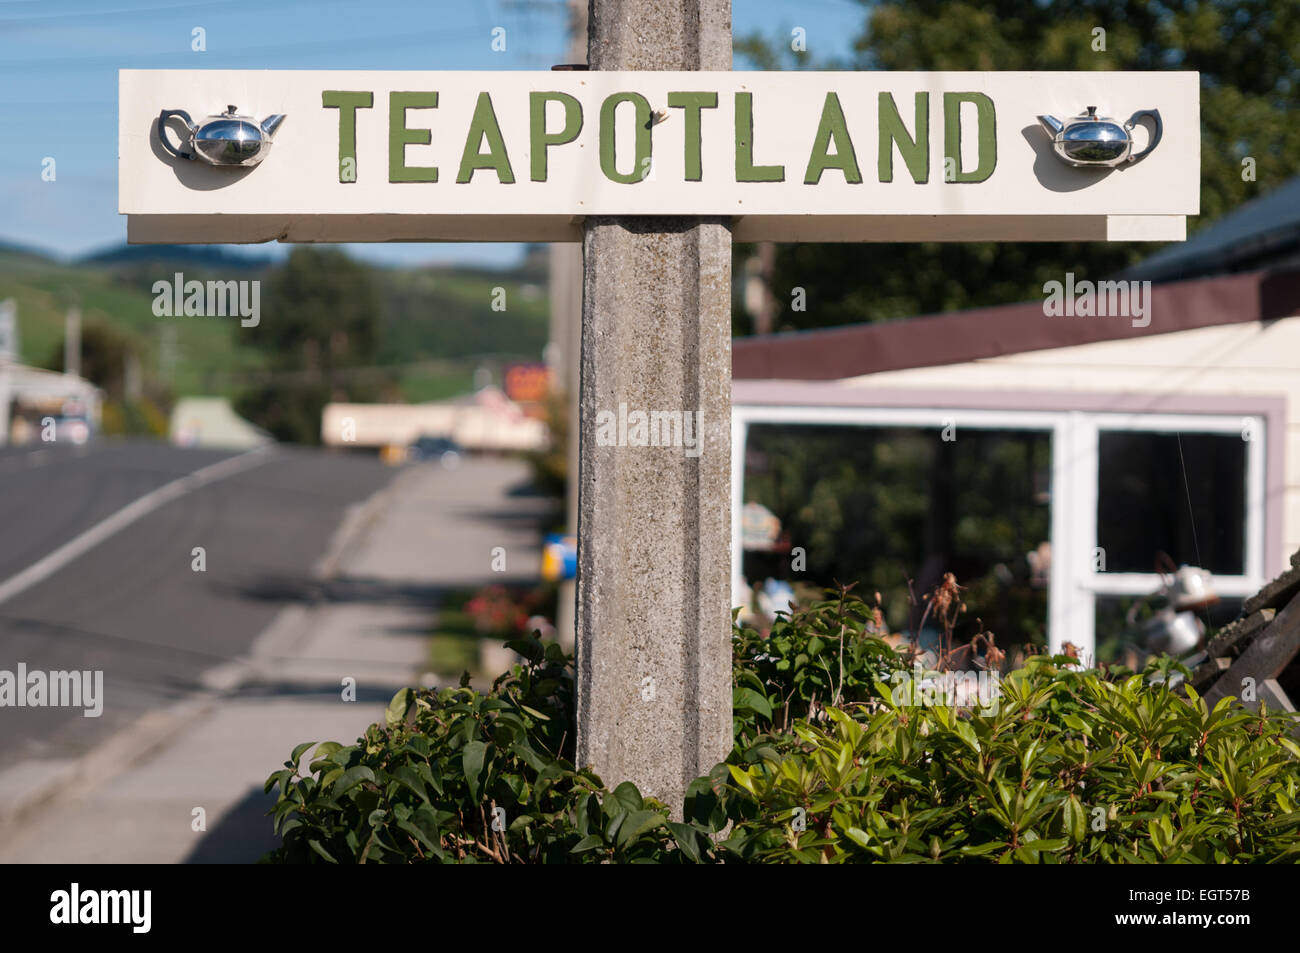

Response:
(51, 415), (91, 446)
(407, 435), (463, 468)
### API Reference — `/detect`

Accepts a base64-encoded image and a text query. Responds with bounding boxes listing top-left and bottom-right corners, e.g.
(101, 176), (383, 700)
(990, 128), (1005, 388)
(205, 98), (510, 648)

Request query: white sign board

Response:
(120, 70), (1199, 244)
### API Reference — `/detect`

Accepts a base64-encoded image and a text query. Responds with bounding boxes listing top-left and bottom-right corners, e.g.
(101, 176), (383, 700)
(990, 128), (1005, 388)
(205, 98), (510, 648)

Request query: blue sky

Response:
(0, 0), (864, 269)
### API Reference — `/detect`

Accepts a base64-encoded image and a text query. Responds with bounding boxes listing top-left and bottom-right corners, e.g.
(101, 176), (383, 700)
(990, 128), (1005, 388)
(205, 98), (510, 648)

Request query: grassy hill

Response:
(0, 243), (551, 409)
(0, 249), (265, 401)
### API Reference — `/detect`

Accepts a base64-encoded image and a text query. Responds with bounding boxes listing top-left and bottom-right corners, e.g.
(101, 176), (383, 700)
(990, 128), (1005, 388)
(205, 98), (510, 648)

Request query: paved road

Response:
(0, 452), (548, 863)
(0, 439), (395, 764)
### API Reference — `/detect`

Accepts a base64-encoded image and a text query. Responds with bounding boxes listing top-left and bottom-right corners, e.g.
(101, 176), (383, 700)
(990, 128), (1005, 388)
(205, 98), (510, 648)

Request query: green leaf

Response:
(734, 687), (774, 721)
(1062, 795), (1086, 843)
(332, 765), (375, 797)
(320, 766), (344, 789)
(390, 765), (432, 804)
(570, 834), (605, 853)
(611, 781), (644, 813)
(616, 809), (665, 847)
(727, 764), (760, 797)
(845, 827), (871, 848)
(954, 721), (980, 754)
(386, 688), (413, 728)
(307, 839), (338, 864)
(666, 822), (704, 863)
(462, 740), (488, 802)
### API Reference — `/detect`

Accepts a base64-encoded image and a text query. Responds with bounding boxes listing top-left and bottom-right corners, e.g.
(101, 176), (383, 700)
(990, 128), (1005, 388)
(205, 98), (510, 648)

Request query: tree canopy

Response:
(735, 0), (1300, 332)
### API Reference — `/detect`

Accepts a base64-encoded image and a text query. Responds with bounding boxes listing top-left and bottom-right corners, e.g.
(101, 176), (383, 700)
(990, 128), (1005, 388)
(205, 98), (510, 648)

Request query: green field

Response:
(0, 245), (550, 408)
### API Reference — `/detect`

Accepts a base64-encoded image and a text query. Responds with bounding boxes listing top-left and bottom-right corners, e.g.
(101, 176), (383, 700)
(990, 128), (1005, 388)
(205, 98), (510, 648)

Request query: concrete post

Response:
(575, 0), (733, 811)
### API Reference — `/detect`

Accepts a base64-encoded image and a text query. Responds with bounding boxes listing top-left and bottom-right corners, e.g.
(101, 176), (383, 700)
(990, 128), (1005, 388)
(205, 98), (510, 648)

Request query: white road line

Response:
(0, 447), (274, 607)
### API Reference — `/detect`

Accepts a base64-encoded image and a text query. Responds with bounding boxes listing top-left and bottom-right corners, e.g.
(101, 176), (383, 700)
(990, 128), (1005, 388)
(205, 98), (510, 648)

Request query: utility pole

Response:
(575, 0), (734, 811)
(64, 306), (81, 378)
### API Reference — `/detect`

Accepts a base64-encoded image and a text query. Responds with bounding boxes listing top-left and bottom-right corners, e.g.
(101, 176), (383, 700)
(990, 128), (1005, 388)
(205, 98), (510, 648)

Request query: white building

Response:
(321, 386), (547, 452)
(0, 360), (102, 447)
(731, 177), (1300, 663)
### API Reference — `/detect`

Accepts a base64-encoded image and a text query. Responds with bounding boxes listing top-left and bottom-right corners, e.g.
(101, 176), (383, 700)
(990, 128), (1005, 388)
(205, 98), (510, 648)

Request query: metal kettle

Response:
(157, 105), (286, 167)
(1037, 106), (1162, 167)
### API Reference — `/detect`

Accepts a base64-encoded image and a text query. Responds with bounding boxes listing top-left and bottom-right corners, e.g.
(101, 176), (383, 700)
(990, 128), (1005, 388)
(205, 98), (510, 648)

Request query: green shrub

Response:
(732, 585), (907, 742)
(261, 636), (682, 863)
(262, 590), (1300, 864)
(719, 658), (1300, 862)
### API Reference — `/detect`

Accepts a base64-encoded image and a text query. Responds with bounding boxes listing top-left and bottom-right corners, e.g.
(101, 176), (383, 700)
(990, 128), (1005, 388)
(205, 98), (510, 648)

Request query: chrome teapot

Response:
(157, 105), (286, 167)
(1037, 106), (1162, 168)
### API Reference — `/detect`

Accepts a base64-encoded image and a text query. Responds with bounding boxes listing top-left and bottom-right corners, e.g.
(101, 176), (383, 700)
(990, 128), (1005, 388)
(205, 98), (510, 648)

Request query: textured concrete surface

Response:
(587, 0), (731, 71)
(576, 1), (734, 812)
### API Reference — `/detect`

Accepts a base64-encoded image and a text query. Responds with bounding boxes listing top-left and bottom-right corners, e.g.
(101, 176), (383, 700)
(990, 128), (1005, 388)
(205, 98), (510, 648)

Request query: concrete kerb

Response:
(0, 465), (405, 834)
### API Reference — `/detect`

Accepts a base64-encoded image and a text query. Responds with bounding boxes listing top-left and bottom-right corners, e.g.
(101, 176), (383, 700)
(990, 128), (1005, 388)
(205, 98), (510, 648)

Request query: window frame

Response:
(732, 400), (1269, 662)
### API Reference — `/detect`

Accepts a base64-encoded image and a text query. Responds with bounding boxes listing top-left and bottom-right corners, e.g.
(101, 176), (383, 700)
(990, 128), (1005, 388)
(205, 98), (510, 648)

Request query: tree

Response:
(44, 319), (130, 396)
(235, 247), (382, 444)
(736, 0), (1300, 333)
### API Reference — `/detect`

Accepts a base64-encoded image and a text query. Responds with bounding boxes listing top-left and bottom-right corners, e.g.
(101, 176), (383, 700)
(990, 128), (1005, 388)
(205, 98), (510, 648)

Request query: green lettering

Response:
(322, 90), (373, 184)
(878, 91), (928, 184)
(943, 92), (996, 183)
(457, 92), (515, 183)
(599, 92), (652, 184)
(667, 91), (717, 182)
(805, 92), (861, 184)
(389, 91), (439, 183)
(735, 91), (783, 182)
(529, 91), (582, 182)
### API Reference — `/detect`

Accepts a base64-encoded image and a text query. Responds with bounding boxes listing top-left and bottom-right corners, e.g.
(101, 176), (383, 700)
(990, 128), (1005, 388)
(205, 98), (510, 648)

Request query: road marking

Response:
(0, 447), (274, 607)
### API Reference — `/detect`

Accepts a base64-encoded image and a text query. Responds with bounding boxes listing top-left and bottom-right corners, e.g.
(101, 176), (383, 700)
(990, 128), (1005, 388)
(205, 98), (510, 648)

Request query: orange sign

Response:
(504, 363), (552, 403)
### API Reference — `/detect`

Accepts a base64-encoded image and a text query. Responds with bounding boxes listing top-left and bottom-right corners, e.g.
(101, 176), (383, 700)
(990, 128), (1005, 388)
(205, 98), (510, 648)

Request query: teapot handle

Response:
(157, 109), (197, 161)
(1125, 108), (1162, 162)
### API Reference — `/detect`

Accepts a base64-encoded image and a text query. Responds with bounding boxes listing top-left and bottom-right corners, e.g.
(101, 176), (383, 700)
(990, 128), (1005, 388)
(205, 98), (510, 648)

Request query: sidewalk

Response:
(0, 456), (544, 863)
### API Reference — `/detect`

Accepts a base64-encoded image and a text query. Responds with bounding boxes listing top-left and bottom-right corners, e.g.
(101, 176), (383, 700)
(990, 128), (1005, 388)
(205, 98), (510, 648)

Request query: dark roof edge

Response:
(733, 268), (1300, 381)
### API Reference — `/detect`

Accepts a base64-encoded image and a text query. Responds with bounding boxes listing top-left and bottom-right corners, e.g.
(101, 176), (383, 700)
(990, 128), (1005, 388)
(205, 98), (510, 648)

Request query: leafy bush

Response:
(719, 658), (1300, 862)
(263, 590), (1300, 863)
(732, 585), (906, 739)
(262, 637), (682, 863)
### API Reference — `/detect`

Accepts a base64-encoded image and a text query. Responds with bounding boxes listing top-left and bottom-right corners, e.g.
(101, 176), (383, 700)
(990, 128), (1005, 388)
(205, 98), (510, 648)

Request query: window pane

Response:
(1097, 431), (1246, 575)
(742, 424), (1050, 650)
(1094, 595), (1244, 666)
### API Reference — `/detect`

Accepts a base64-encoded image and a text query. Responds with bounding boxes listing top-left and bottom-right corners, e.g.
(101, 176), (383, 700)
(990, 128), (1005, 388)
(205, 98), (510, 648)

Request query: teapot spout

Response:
(260, 114), (287, 138)
(1037, 114), (1064, 137)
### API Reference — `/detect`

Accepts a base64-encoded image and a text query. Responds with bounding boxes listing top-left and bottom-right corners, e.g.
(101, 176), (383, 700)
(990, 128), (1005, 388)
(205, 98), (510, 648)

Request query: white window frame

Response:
(732, 404), (1267, 662)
